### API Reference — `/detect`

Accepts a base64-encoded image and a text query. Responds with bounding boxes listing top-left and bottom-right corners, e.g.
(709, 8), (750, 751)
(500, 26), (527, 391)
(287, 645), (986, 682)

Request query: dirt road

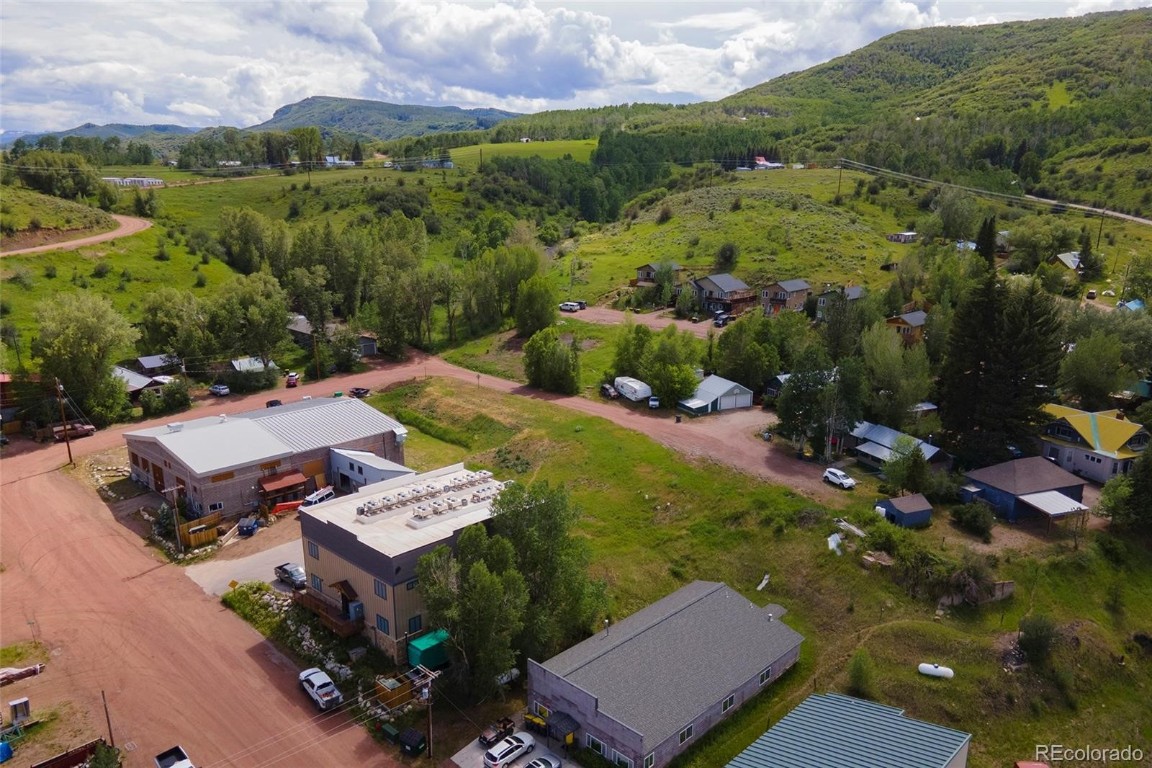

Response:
(0, 214), (152, 256)
(578, 306), (716, 339)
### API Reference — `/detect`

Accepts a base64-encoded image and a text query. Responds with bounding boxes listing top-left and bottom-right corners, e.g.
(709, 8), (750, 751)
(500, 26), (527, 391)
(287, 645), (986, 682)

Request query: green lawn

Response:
(372, 378), (1152, 768)
(0, 186), (114, 235)
(448, 139), (598, 170)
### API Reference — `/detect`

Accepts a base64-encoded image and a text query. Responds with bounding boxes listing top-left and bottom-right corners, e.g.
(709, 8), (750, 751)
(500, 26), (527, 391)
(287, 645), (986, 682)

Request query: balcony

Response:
(293, 590), (364, 639)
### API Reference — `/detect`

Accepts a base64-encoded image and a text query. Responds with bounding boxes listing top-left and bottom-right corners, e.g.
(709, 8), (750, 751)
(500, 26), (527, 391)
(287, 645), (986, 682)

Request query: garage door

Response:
(720, 393), (752, 410)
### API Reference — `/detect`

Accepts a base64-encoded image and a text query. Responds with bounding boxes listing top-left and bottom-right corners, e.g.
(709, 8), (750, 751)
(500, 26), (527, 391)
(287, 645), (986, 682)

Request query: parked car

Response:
(558, 301), (580, 312)
(822, 468), (856, 489)
(1086, 289), (1097, 300)
(599, 383), (620, 400)
(266, 399), (283, 408)
(274, 563), (306, 590)
(713, 314), (731, 327)
(575, 300), (587, 309)
(1006, 444), (1024, 459)
(484, 733), (535, 768)
(349, 387), (371, 398)
(299, 668), (343, 711)
(479, 717), (516, 747)
(209, 383), (230, 397)
(525, 756), (562, 768)
(648, 395), (661, 409)
(286, 372), (300, 388)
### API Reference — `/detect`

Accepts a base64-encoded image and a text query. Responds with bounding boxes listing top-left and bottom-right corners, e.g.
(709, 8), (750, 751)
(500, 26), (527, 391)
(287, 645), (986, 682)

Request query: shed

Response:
(963, 457), (1087, 523)
(231, 356), (277, 373)
(876, 493), (933, 528)
(407, 628), (449, 669)
(678, 375), (754, 415)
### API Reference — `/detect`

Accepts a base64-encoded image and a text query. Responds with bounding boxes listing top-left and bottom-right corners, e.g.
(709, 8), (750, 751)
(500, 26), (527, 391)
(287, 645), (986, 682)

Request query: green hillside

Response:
(250, 95), (520, 141)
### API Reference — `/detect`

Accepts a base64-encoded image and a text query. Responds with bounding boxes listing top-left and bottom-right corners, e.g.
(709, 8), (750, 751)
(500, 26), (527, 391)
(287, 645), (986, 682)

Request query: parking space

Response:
(185, 537), (304, 595)
(450, 739), (570, 768)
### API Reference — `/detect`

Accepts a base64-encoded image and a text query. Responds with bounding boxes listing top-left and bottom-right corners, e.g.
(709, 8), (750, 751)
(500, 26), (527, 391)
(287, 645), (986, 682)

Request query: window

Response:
(130, 453), (139, 467)
(759, 666), (773, 685)
(408, 615), (422, 633)
(722, 694), (735, 712)
(349, 461), (355, 470)
(208, 502), (224, 512)
(406, 579), (418, 590)
(376, 615), (390, 635)
(357, 465), (364, 473)
(614, 752), (633, 768)
(374, 579), (387, 600)
(534, 702), (552, 718)
(307, 541), (319, 559)
(586, 735), (604, 755)
(310, 574), (323, 591)
(679, 725), (693, 744)
(644, 754), (654, 768)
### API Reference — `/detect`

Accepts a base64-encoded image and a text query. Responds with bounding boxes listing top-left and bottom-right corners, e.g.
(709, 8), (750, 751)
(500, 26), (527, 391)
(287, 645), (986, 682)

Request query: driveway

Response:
(579, 306), (715, 339)
(0, 214), (153, 256)
(186, 538), (305, 596)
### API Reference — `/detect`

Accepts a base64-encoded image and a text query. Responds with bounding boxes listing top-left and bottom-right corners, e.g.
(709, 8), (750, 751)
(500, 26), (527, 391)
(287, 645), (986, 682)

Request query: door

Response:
(151, 462), (164, 491)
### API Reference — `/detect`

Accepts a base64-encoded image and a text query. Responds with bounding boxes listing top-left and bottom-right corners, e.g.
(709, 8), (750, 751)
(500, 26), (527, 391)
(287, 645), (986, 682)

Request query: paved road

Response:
(186, 538), (304, 596)
(0, 214), (153, 256)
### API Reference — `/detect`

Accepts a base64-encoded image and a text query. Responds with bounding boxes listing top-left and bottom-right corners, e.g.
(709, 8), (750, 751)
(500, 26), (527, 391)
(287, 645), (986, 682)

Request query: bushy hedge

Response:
(950, 502), (995, 542)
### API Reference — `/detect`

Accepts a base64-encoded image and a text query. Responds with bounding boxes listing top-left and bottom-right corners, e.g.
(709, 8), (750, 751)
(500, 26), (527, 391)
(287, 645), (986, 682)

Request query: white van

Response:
(301, 486), (335, 507)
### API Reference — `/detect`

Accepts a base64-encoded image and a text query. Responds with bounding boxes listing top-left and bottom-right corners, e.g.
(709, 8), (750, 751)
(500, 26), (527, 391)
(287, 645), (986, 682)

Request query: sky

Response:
(0, 0), (1147, 134)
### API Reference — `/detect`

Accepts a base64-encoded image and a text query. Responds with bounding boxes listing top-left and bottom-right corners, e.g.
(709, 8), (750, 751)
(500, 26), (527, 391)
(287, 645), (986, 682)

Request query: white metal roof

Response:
(1018, 491), (1088, 518)
(243, 398), (407, 453)
(150, 419), (292, 476)
(299, 463), (505, 557)
(331, 448), (412, 475)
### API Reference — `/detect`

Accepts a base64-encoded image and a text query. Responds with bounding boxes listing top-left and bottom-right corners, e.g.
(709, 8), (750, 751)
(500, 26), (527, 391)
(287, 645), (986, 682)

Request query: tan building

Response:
(124, 398), (406, 519)
(298, 463), (507, 660)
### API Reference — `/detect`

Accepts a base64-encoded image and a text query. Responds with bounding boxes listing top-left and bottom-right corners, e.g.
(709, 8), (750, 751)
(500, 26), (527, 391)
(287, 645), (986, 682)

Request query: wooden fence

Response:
(31, 739), (103, 768)
(178, 511), (222, 549)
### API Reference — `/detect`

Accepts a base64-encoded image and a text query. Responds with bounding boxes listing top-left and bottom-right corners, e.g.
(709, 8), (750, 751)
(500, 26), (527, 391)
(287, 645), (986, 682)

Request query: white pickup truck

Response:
(155, 746), (194, 768)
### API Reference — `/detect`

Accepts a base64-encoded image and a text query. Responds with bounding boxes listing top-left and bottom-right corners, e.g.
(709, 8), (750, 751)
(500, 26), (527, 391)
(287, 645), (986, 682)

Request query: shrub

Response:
(8, 268), (33, 290)
(951, 502), (994, 542)
(92, 261), (111, 278)
(656, 204), (673, 224)
(847, 649), (877, 699)
(194, 273), (207, 288)
(0, 298), (10, 317)
(43, 264), (57, 279)
(1018, 614), (1057, 666)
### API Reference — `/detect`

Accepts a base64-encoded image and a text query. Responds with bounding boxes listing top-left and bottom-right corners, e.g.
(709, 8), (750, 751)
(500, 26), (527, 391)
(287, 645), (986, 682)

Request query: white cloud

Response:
(0, 0), (1142, 132)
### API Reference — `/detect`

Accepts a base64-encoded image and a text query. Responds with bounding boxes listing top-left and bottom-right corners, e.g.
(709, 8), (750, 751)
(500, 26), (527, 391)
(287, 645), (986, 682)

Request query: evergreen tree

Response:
(350, 140), (364, 165)
(975, 215), (998, 268)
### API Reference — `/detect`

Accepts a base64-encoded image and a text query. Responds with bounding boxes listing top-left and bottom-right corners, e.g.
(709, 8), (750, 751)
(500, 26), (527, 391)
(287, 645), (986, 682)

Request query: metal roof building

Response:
(124, 398), (407, 519)
(726, 693), (971, 768)
(528, 581), (804, 768)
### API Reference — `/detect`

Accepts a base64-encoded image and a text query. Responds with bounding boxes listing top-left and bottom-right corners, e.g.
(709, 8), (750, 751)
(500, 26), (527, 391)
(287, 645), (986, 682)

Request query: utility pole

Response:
(162, 484), (185, 554)
(101, 690), (115, 748)
(1097, 210), (1105, 251)
(312, 332), (322, 382)
(425, 684), (434, 760)
(54, 378), (73, 465)
(836, 161), (844, 199)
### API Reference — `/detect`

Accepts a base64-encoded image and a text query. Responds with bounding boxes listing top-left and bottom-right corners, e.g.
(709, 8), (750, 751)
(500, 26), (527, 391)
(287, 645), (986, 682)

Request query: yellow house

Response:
(1040, 404), (1149, 483)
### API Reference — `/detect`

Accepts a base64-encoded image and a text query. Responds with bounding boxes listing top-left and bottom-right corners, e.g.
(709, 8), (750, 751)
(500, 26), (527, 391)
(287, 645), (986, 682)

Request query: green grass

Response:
(367, 378), (1152, 768)
(0, 640), (49, 667)
(1045, 81), (1074, 110)
(0, 186), (114, 235)
(447, 139), (597, 171)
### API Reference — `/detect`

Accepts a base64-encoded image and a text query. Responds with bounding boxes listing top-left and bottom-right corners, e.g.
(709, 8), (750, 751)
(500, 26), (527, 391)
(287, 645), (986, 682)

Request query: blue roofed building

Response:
(726, 692), (971, 768)
(848, 421), (947, 470)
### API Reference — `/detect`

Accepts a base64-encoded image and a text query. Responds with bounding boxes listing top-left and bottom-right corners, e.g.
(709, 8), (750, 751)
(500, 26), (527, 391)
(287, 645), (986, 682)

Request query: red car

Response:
(286, 372), (299, 388)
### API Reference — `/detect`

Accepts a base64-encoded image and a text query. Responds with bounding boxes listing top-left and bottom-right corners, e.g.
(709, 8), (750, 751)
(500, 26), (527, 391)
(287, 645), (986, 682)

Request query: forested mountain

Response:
(249, 96), (520, 140)
(2, 123), (199, 150)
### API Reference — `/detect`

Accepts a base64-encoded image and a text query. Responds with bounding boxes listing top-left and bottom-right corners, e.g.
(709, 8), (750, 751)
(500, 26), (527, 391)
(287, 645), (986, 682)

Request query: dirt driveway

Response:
(579, 306), (715, 339)
(0, 214), (153, 256)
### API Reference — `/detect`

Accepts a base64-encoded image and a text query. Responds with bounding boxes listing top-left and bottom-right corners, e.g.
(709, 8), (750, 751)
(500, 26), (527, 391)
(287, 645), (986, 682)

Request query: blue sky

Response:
(0, 0), (1146, 133)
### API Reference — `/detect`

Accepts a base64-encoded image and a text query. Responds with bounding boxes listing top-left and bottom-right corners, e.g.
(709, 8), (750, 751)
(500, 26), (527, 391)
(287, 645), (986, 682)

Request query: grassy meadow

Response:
(0, 185), (114, 235)
(368, 377), (1152, 768)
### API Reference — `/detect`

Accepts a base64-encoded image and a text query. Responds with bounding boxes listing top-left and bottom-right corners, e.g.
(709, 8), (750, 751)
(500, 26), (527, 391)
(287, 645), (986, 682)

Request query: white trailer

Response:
(613, 376), (653, 402)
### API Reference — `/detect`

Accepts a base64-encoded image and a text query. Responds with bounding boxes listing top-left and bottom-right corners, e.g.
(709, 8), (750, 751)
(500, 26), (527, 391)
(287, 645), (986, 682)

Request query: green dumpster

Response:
(407, 628), (450, 669)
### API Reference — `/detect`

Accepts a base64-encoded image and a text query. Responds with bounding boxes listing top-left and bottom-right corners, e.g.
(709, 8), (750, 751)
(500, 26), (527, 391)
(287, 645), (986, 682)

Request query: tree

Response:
(137, 288), (214, 364)
(350, 139), (365, 165)
(715, 314), (779, 394)
(514, 273), (558, 337)
(860, 321), (931, 428)
(948, 552), (995, 604)
(933, 187), (977, 241)
(714, 242), (738, 273)
(523, 327), (580, 394)
(1077, 228), (1103, 280)
(32, 293), (138, 422)
(1018, 614), (1057, 667)
(975, 215), (998, 268)
(884, 437), (930, 495)
(776, 346), (833, 455)
(611, 320), (653, 380)
(640, 324), (701, 407)
(290, 126), (323, 179)
(205, 273), (290, 366)
(1099, 451), (1152, 531)
(490, 482), (605, 662)
(847, 650), (877, 699)
(13, 150), (98, 199)
(674, 285), (697, 318)
(1060, 331), (1130, 410)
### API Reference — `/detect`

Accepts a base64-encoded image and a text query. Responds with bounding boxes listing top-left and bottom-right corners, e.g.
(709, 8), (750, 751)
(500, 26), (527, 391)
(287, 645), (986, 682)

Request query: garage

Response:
(678, 375), (754, 415)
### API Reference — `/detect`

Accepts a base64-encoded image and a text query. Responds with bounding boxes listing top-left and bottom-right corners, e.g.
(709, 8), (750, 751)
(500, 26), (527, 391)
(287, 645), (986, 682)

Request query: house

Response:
(1039, 404), (1148, 483)
(298, 463), (507, 659)
(112, 365), (164, 402)
(876, 493), (934, 528)
(754, 156), (784, 170)
(764, 373), (791, 401)
(231, 356), (277, 374)
(324, 155), (356, 167)
(690, 274), (758, 315)
(633, 263), (686, 288)
(136, 354), (181, 376)
(814, 285), (864, 321)
(726, 692), (971, 768)
(909, 402), (938, 419)
(886, 310), (927, 345)
(124, 398), (407, 519)
(527, 581), (803, 768)
(887, 232), (918, 244)
(962, 457), (1087, 523)
(996, 230), (1012, 253)
(955, 240), (977, 251)
(1053, 251), (1081, 271)
(329, 448), (412, 492)
(678, 375), (754, 415)
(287, 315), (379, 357)
(1117, 298), (1145, 312)
(761, 279), (811, 315)
(848, 421), (945, 471)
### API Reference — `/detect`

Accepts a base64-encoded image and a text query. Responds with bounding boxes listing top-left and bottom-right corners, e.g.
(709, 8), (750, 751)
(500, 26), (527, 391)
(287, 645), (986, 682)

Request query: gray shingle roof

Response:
(898, 310), (928, 327)
(777, 279), (810, 292)
(726, 693), (971, 768)
(964, 456), (1085, 496)
(541, 581), (803, 751)
(704, 273), (751, 293)
(887, 493), (932, 514)
(138, 354), (178, 370)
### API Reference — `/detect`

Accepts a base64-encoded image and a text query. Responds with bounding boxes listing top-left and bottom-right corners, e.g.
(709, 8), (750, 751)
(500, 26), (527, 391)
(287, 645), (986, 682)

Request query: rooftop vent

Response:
(166, 422), (184, 432)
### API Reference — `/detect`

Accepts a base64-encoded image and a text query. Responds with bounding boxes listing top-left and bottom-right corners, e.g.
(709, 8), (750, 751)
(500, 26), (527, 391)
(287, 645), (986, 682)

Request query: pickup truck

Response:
(299, 667), (343, 711)
(478, 717), (516, 747)
(154, 746), (195, 768)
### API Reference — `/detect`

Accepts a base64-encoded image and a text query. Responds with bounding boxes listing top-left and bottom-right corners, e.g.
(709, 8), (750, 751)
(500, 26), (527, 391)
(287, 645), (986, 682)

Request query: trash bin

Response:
(399, 727), (427, 756)
(675, 414), (682, 423)
(380, 723), (400, 744)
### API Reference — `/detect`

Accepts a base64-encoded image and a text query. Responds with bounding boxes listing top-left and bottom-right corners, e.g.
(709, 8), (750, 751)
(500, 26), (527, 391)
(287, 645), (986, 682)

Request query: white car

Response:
(823, 468), (856, 489)
(299, 668), (343, 711)
(483, 732), (536, 768)
(558, 302), (580, 312)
